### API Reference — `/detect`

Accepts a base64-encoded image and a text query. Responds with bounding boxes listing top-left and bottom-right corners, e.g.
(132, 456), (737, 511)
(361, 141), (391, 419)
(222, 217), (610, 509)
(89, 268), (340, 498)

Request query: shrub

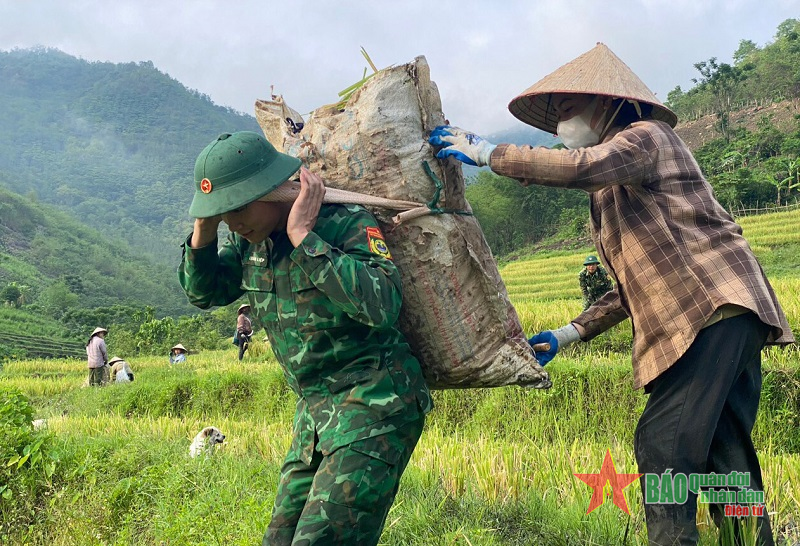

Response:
(0, 388), (58, 540)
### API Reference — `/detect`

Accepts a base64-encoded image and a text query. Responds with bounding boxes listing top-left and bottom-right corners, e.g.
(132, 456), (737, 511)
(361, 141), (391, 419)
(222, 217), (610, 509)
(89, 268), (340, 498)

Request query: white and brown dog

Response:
(189, 426), (225, 458)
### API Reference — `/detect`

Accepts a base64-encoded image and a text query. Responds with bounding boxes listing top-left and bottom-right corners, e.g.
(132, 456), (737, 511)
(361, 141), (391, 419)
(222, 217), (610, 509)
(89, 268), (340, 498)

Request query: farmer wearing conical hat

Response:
(235, 303), (253, 361)
(85, 327), (108, 387)
(177, 131), (431, 545)
(579, 254), (613, 311)
(108, 356), (134, 383)
(430, 43), (792, 545)
(169, 343), (187, 365)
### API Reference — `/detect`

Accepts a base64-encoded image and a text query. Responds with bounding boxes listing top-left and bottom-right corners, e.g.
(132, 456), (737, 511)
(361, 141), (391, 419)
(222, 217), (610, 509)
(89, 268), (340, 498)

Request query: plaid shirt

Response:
(491, 120), (794, 389)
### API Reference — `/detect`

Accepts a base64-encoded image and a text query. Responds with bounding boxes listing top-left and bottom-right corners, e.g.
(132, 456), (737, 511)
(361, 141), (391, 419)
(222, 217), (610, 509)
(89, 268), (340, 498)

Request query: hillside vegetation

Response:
(0, 188), (197, 326)
(0, 47), (260, 265)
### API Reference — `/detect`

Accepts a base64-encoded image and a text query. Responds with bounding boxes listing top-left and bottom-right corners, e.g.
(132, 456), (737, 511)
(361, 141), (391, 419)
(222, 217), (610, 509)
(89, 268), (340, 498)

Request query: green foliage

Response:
(0, 283), (21, 307)
(0, 48), (260, 266)
(466, 170), (588, 256)
(667, 18), (800, 122)
(694, 115), (800, 208)
(0, 188), (197, 321)
(104, 304), (241, 357)
(0, 343), (23, 362)
(36, 281), (79, 320)
(691, 57), (745, 139)
(0, 388), (58, 540)
(0, 306), (74, 341)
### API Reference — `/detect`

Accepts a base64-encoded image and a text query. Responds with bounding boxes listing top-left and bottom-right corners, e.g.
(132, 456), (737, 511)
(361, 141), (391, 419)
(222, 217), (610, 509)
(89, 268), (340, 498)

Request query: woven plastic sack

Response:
(254, 56), (550, 390)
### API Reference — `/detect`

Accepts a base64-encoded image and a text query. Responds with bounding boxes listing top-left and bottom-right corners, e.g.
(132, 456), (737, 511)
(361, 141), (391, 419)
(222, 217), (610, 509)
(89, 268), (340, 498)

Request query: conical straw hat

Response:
(89, 327), (108, 338)
(171, 343), (187, 352)
(508, 43), (677, 134)
(108, 357), (123, 365)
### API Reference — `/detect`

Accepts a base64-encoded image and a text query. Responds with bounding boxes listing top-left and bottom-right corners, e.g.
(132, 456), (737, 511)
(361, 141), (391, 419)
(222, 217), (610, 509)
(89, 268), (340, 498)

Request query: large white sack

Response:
(255, 56), (550, 390)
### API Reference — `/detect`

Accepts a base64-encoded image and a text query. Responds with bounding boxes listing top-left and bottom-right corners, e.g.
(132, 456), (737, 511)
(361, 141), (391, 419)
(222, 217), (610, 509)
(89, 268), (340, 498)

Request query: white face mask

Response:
(556, 96), (604, 149)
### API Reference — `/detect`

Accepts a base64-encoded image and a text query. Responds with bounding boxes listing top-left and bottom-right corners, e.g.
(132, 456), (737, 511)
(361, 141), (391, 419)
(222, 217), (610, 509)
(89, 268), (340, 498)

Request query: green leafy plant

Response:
(0, 388), (58, 537)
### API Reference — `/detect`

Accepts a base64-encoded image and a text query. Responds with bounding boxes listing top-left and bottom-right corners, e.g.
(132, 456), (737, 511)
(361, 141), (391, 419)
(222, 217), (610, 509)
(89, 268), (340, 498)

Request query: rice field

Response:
(2, 208), (799, 545)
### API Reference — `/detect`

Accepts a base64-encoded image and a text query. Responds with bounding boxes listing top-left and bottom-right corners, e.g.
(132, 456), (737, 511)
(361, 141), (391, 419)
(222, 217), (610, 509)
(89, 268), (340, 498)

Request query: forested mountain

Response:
(0, 47), (260, 265)
(0, 187), (196, 317)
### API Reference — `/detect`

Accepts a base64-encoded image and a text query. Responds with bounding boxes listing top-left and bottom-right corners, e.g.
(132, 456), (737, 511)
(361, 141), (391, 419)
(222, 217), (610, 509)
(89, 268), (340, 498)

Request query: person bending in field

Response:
(178, 131), (432, 545)
(108, 357), (134, 382)
(430, 43), (793, 546)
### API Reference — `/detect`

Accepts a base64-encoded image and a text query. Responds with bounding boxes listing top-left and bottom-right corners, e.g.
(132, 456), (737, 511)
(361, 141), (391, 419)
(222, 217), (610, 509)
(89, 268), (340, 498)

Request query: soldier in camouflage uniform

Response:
(579, 255), (613, 311)
(178, 131), (432, 546)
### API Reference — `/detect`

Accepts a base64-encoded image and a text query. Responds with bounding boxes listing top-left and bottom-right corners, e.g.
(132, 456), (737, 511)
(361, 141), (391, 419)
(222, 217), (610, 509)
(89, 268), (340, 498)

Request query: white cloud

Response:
(2, 0), (799, 134)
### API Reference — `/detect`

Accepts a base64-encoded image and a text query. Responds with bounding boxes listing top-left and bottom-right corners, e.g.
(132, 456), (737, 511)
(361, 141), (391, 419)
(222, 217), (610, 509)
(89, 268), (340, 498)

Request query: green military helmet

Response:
(189, 131), (302, 218)
(584, 255), (601, 266)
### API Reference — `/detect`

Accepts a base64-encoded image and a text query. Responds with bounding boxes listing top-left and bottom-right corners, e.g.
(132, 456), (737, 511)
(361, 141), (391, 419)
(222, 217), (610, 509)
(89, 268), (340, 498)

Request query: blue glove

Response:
(528, 324), (581, 366)
(429, 125), (496, 167)
(528, 331), (559, 366)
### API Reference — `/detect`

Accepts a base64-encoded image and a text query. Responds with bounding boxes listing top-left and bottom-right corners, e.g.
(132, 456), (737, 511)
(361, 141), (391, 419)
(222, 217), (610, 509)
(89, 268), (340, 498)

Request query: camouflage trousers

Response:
(263, 416), (425, 546)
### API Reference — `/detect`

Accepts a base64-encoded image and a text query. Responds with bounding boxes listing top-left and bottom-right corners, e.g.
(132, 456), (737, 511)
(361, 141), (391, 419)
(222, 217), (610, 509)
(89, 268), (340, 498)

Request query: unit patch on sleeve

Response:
(366, 226), (392, 260)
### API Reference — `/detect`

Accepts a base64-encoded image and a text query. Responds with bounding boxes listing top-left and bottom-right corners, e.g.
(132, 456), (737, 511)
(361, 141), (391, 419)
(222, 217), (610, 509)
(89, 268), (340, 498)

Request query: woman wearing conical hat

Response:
(169, 343), (187, 365)
(430, 43), (792, 545)
(85, 327), (108, 387)
(235, 303), (253, 361)
(108, 356), (134, 383)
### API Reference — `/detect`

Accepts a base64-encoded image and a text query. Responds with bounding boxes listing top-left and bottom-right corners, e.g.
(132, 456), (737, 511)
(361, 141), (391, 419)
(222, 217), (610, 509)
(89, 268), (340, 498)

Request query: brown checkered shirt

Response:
(491, 120), (794, 389)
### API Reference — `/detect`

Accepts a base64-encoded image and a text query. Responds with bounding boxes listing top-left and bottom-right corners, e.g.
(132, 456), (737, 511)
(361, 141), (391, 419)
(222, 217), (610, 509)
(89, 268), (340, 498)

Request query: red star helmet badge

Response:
(200, 178), (213, 194)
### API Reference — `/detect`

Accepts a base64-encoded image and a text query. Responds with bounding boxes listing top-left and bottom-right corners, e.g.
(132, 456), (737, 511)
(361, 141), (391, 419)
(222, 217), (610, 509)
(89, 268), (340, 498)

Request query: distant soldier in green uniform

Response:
(579, 255), (613, 310)
(177, 131), (432, 546)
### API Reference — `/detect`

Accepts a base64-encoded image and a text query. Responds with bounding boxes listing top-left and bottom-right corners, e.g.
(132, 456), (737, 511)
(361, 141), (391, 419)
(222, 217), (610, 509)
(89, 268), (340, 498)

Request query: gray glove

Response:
(528, 323), (580, 365)
(552, 323), (581, 350)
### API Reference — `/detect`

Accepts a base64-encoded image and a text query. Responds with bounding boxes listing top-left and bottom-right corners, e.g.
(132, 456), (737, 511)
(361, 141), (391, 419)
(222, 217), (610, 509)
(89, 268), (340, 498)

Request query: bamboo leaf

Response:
(361, 47), (378, 73)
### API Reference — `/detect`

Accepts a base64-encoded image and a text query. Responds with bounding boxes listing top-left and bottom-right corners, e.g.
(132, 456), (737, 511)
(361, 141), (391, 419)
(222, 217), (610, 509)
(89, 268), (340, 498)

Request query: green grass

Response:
(2, 208), (800, 545)
(2, 352), (798, 544)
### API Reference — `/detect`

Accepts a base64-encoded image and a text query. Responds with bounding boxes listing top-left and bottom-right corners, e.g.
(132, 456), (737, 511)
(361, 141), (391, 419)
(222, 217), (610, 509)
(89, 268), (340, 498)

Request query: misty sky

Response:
(2, 1), (799, 136)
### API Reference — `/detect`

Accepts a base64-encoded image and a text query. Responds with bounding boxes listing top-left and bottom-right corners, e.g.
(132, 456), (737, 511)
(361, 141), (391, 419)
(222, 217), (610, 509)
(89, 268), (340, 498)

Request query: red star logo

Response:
(574, 449), (642, 514)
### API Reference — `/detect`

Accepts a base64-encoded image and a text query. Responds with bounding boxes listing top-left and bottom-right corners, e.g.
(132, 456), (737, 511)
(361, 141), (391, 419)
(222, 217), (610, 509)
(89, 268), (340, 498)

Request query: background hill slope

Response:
(0, 47), (260, 265)
(0, 187), (197, 320)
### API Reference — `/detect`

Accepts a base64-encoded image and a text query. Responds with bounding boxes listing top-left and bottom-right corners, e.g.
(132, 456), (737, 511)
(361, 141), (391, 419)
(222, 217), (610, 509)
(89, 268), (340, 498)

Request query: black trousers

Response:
(634, 312), (773, 546)
(237, 331), (251, 361)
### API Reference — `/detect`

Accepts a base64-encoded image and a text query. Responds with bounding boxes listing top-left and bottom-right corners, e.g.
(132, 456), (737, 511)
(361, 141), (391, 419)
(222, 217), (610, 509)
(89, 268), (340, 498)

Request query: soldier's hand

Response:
(191, 216), (222, 248)
(287, 166), (326, 247)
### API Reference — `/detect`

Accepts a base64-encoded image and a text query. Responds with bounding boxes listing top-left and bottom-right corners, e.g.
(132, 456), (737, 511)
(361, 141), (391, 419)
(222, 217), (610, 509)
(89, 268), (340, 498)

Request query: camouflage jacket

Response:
(179, 204), (432, 463)
(579, 266), (614, 310)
